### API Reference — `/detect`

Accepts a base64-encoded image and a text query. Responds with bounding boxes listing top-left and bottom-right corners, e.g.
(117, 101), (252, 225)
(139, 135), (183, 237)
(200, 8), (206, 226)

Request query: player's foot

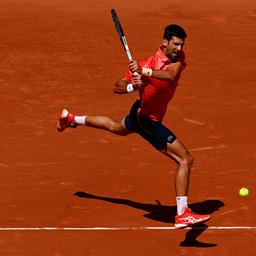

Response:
(174, 208), (211, 229)
(57, 109), (77, 132)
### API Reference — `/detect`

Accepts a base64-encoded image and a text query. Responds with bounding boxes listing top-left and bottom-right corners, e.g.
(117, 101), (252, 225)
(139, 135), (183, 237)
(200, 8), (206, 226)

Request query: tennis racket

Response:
(111, 9), (134, 61)
(111, 9), (139, 77)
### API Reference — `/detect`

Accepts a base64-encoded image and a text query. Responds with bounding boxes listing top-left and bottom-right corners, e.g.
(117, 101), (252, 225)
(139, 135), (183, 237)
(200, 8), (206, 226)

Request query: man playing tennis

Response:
(57, 24), (211, 228)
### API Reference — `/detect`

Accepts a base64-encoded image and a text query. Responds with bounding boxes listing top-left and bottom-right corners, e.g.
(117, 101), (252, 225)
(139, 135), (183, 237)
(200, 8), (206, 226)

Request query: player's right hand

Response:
(131, 74), (143, 90)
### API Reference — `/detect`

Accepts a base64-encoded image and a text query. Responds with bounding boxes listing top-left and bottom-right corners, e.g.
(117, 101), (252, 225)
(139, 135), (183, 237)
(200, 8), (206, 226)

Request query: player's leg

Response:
(85, 116), (130, 136)
(138, 117), (210, 228)
(161, 139), (193, 196)
(57, 108), (130, 135)
(160, 139), (210, 228)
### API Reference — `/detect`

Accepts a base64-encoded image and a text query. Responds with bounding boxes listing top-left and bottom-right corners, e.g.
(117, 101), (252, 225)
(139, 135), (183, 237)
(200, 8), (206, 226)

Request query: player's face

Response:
(163, 36), (185, 62)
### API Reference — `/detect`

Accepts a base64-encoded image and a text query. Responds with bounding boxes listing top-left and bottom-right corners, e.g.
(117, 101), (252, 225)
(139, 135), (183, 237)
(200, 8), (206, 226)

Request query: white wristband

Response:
(142, 67), (153, 76)
(126, 83), (134, 93)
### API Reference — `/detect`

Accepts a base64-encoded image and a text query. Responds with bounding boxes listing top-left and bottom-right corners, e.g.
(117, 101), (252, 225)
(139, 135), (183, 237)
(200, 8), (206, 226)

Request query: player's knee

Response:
(108, 120), (122, 134)
(181, 153), (193, 168)
(107, 120), (117, 132)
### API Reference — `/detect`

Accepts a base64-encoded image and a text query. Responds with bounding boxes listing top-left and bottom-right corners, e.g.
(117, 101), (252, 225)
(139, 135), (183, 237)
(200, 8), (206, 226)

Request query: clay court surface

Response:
(1, 0), (256, 255)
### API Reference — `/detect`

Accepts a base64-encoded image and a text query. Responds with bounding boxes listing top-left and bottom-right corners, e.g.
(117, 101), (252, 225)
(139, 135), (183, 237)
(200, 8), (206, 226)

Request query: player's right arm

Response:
(114, 73), (143, 94)
(113, 77), (129, 94)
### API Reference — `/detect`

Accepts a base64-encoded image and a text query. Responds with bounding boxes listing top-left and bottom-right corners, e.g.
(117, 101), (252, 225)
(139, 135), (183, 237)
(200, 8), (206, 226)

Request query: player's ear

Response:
(163, 39), (169, 47)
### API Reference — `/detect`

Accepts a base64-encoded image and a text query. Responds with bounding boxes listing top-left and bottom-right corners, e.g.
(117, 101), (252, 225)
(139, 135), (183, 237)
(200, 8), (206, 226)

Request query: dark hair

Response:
(163, 24), (187, 40)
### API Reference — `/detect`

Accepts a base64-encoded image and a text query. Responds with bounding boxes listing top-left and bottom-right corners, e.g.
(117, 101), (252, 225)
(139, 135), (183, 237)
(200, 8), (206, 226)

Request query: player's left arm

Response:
(129, 52), (186, 81)
(152, 61), (185, 81)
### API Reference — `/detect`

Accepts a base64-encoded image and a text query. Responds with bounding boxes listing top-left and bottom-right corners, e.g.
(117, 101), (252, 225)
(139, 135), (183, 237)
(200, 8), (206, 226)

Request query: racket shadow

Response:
(74, 191), (224, 247)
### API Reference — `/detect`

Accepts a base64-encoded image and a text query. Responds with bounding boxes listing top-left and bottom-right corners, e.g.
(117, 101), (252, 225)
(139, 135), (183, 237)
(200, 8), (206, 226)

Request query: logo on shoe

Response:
(182, 216), (201, 224)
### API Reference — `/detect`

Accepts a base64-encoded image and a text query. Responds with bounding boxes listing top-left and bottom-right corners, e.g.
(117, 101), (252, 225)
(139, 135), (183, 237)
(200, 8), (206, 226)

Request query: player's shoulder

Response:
(140, 51), (160, 68)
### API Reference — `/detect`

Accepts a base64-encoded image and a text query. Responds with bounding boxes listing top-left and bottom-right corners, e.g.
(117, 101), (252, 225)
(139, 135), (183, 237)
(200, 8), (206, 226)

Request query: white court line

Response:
(0, 226), (256, 231)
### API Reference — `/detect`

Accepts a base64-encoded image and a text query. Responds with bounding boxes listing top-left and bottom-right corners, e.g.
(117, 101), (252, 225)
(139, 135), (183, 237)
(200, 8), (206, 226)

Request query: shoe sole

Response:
(57, 109), (69, 132)
(57, 120), (64, 132)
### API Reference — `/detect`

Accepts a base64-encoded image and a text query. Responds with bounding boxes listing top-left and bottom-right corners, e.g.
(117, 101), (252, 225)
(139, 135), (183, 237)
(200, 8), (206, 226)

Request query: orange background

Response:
(1, 0), (256, 255)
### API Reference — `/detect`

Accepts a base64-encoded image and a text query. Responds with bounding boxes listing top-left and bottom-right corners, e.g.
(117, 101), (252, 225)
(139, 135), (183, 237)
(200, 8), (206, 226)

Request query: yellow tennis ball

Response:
(239, 187), (249, 197)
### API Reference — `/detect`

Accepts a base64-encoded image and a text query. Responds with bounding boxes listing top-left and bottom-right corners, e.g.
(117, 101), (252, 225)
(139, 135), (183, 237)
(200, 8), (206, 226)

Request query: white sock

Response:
(176, 196), (188, 216)
(74, 115), (86, 125)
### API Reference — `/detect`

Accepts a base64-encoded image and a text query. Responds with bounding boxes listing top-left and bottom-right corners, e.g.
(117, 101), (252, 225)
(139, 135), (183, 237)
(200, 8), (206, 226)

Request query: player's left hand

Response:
(129, 60), (142, 74)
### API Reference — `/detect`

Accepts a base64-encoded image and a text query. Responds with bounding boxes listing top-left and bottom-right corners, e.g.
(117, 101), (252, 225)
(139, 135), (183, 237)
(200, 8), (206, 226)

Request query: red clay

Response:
(1, 0), (256, 255)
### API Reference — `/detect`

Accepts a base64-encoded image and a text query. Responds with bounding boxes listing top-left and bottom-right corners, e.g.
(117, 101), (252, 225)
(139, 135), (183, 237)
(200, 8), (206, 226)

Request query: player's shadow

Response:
(74, 191), (224, 247)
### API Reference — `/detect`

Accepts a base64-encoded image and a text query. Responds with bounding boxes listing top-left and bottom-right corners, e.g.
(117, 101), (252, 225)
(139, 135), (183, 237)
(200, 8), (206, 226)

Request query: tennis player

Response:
(57, 24), (210, 228)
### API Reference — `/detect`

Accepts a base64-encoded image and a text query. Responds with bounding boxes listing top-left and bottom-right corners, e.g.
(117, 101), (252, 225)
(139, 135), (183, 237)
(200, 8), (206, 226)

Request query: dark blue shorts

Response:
(124, 100), (177, 150)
